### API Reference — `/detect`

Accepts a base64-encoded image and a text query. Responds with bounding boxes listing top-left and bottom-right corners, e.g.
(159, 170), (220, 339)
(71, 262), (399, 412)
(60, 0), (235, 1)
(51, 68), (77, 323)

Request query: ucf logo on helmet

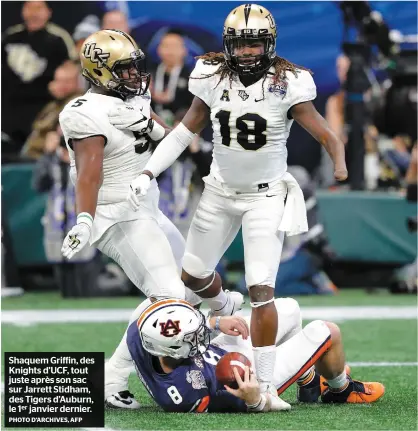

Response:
(83, 43), (110, 68)
(160, 319), (181, 337)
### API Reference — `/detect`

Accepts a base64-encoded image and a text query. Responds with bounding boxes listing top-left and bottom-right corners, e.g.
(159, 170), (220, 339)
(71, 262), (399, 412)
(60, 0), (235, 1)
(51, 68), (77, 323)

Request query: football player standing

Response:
(127, 4), (347, 400)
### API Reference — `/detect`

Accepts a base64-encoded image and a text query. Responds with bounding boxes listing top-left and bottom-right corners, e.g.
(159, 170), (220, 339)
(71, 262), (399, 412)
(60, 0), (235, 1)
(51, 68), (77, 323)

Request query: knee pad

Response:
(183, 252), (214, 279)
(303, 320), (331, 344)
(246, 262), (272, 288)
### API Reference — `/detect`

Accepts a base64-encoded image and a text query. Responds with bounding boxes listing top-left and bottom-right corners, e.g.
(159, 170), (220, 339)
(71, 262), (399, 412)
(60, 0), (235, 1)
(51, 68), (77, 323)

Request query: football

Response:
(215, 352), (252, 389)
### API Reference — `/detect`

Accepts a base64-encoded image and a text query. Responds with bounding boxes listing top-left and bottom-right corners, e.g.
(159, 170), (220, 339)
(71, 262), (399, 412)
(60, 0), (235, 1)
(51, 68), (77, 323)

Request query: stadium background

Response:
(1, 1), (417, 430)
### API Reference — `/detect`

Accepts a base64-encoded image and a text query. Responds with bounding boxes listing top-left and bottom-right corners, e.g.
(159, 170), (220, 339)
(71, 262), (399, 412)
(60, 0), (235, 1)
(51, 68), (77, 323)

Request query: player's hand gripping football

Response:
(127, 173), (152, 210)
(225, 367), (291, 413)
(109, 105), (154, 135)
(61, 217), (92, 260)
(225, 366), (261, 407)
(209, 316), (249, 339)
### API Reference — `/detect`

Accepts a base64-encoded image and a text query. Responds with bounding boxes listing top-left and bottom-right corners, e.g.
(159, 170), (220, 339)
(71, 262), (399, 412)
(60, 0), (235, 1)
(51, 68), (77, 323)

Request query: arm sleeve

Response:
(207, 390), (247, 413)
(144, 122), (196, 178)
(188, 59), (219, 107)
(282, 70), (317, 118)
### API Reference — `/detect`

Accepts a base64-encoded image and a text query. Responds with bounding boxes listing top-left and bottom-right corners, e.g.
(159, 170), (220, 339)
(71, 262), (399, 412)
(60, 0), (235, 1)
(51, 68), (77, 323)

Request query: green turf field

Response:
(2, 289), (417, 430)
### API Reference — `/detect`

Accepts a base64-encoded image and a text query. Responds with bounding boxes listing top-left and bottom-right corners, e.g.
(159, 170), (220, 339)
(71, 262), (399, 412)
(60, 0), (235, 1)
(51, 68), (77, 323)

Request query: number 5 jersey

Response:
(59, 90), (154, 207)
(189, 59), (317, 191)
(59, 90), (159, 245)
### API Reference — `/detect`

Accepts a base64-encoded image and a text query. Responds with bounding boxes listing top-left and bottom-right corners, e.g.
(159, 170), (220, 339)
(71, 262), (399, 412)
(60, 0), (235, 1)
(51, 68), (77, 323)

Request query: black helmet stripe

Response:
(244, 4), (252, 26)
(108, 29), (136, 49)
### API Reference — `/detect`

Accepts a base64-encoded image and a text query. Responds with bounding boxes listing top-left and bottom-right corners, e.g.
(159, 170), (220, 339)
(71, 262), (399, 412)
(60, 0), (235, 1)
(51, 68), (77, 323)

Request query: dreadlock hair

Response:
(193, 52), (312, 101)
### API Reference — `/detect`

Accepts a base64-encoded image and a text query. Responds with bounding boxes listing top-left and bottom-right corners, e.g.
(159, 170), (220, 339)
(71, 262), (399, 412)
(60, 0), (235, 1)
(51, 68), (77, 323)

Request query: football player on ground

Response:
(105, 298), (385, 413)
(124, 4), (348, 399)
(59, 29), (243, 407)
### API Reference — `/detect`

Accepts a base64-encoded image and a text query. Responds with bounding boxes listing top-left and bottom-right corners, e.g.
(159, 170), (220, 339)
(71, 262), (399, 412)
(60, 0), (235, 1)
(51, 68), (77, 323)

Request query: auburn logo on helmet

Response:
(160, 319), (181, 337)
(83, 43), (110, 68)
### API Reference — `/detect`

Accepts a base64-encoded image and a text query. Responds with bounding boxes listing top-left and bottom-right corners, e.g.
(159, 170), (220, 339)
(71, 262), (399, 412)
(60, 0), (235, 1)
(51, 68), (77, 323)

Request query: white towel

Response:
(278, 172), (309, 237)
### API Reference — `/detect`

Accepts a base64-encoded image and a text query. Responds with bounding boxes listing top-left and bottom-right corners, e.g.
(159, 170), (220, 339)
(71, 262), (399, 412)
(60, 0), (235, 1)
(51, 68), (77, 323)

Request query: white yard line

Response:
(2, 306), (417, 326)
(347, 361), (418, 367)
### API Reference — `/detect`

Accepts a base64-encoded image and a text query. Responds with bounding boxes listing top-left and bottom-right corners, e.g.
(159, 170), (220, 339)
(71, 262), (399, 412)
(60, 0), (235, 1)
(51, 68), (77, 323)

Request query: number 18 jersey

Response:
(189, 59), (316, 191)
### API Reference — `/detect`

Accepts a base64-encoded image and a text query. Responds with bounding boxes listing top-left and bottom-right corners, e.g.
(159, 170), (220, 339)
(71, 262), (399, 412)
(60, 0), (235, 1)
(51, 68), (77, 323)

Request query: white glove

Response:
(61, 213), (93, 260)
(127, 174), (151, 210)
(109, 105), (153, 135)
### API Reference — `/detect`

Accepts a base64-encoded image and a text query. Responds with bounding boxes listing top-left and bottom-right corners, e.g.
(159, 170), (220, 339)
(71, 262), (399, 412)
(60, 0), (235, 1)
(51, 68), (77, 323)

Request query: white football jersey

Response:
(59, 90), (153, 204)
(189, 59), (316, 191)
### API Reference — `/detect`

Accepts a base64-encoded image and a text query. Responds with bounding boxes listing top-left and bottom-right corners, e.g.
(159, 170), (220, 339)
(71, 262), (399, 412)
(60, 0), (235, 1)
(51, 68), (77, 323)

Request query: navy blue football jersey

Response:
(126, 321), (247, 413)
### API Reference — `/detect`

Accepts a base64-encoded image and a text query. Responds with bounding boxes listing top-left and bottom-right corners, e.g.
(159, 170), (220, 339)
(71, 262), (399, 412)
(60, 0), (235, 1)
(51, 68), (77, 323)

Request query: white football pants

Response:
(95, 188), (201, 304)
(183, 177), (287, 288)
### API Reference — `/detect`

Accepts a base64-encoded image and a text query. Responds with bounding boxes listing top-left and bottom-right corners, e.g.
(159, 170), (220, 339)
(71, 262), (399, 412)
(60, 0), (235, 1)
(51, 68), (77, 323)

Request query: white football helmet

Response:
(137, 299), (211, 360)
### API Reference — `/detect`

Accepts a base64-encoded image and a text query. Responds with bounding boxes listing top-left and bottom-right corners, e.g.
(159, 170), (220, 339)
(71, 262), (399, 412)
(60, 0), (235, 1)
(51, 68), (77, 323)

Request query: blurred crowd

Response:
(1, 1), (416, 297)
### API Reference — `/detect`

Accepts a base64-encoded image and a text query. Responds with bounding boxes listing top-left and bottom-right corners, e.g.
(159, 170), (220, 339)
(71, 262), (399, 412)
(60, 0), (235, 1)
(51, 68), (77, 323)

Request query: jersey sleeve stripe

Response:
(188, 399), (201, 412)
(46, 23), (77, 60)
(4, 24), (25, 36)
(196, 395), (210, 413)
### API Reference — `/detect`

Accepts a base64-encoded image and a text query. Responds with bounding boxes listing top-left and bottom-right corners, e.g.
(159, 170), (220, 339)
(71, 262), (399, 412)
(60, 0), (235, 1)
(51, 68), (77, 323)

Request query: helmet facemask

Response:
(182, 311), (211, 358)
(107, 49), (150, 97)
(224, 34), (276, 75)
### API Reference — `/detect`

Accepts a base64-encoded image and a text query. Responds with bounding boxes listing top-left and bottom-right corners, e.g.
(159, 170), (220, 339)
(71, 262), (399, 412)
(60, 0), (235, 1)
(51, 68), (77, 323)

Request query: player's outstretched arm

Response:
(61, 136), (105, 259)
(127, 97), (210, 209)
(142, 96), (210, 179)
(208, 316), (249, 339)
(291, 101), (348, 182)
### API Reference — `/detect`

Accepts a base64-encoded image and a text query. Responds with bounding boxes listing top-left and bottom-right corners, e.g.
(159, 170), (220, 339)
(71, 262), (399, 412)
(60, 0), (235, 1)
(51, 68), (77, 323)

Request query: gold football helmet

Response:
(223, 4), (277, 75)
(80, 29), (150, 97)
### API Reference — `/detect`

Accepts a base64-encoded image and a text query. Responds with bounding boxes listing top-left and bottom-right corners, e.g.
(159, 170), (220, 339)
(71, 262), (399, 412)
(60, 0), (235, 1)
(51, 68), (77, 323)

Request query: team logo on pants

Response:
(160, 319), (181, 337)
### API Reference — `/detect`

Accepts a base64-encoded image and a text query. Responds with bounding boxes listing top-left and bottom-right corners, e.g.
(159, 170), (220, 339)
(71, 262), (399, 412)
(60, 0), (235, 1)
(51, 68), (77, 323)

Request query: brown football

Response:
(215, 352), (252, 389)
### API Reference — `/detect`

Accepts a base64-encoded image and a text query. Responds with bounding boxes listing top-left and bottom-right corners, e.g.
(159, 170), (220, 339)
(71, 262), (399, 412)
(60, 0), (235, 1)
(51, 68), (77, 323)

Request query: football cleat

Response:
(211, 290), (244, 317)
(321, 377), (385, 404)
(105, 390), (140, 409)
